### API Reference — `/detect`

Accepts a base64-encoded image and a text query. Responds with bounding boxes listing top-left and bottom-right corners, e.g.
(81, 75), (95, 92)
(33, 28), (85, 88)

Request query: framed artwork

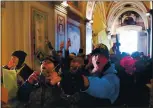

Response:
(31, 8), (48, 68)
(57, 14), (65, 36)
(67, 23), (80, 55)
(1, 1), (5, 8)
(31, 8), (48, 54)
(56, 14), (65, 50)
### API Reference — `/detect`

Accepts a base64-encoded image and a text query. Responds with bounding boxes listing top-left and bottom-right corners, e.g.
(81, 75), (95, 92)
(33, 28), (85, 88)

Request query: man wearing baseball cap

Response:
(17, 56), (64, 108)
(49, 43), (120, 107)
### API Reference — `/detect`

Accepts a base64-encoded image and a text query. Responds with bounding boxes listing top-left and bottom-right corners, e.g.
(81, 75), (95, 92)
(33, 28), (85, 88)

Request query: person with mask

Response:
(3, 50), (33, 83)
(49, 43), (120, 107)
(2, 50), (33, 107)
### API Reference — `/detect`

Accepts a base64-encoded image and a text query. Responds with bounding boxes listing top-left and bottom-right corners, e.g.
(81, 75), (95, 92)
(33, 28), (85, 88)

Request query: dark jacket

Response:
(17, 75), (63, 108)
(115, 60), (151, 106)
(2, 63), (33, 83)
(18, 64), (33, 81)
(60, 63), (119, 107)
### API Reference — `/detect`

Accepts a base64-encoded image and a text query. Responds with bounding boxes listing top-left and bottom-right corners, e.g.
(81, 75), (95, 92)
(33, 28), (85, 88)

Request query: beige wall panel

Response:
(1, 1), (55, 70)
(22, 1), (54, 70)
(2, 2), (16, 65)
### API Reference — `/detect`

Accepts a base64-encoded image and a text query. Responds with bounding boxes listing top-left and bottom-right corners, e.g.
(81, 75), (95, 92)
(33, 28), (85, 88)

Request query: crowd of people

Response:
(1, 40), (152, 108)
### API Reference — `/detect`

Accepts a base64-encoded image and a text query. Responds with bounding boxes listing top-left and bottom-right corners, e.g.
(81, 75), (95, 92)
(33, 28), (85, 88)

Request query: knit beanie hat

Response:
(120, 56), (136, 75)
(12, 50), (27, 69)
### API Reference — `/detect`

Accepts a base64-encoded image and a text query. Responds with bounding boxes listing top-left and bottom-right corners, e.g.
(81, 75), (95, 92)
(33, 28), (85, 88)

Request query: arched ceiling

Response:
(107, 1), (149, 34)
(86, 1), (151, 35)
(92, 2), (107, 34)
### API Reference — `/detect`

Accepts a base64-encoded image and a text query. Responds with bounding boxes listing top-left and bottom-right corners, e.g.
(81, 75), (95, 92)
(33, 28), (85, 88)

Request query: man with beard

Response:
(49, 43), (120, 107)
(17, 57), (65, 108)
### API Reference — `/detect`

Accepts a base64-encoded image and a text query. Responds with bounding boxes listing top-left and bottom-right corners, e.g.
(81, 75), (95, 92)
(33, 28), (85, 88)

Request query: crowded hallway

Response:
(1, 1), (153, 108)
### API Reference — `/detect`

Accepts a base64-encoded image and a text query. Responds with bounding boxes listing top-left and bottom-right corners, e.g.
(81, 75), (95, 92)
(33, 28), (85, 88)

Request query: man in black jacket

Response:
(17, 57), (66, 108)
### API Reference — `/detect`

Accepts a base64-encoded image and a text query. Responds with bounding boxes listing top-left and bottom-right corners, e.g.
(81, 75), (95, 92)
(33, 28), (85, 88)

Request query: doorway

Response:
(119, 30), (138, 54)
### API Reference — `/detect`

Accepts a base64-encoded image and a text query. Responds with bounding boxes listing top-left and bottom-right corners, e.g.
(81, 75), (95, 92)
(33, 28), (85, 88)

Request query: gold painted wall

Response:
(1, 1), (55, 70)
(93, 2), (106, 35)
(92, 1), (112, 35)
(143, 1), (150, 10)
(92, 2), (111, 48)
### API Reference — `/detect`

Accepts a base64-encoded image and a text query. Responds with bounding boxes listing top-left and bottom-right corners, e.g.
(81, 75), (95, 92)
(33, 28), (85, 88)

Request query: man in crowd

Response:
(49, 43), (120, 107)
(3, 50), (33, 84)
(2, 50), (33, 107)
(17, 57), (65, 108)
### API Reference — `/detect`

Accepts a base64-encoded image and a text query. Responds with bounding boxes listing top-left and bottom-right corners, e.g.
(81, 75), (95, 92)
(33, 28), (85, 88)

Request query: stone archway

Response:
(107, 1), (149, 34)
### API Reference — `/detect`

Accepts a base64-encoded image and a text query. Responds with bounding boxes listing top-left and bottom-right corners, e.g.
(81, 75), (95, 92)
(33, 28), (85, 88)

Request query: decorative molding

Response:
(107, 1), (148, 34)
(55, 5), (67, 15)
(67, 1), (80, 11)
(86, 1), (95, 20)
(68, 18), (80, 27)
(31, 7), (48, 69)
(107, 1), (147, 20)
(116, 25), (142, 34)
(31, 7), (48, 54)
(110, 8), (148, 34)
(68, 5), (84, 19)
(54, 9), (67, 51)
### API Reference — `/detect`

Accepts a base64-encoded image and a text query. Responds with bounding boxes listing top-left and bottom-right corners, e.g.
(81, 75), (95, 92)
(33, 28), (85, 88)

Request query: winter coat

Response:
(17, 76), (65, 108)
(84, 64), (120, 104)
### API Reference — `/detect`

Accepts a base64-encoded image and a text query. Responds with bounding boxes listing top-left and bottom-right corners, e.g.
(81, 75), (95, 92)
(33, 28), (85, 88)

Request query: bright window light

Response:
(119, 30), (138, 54)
